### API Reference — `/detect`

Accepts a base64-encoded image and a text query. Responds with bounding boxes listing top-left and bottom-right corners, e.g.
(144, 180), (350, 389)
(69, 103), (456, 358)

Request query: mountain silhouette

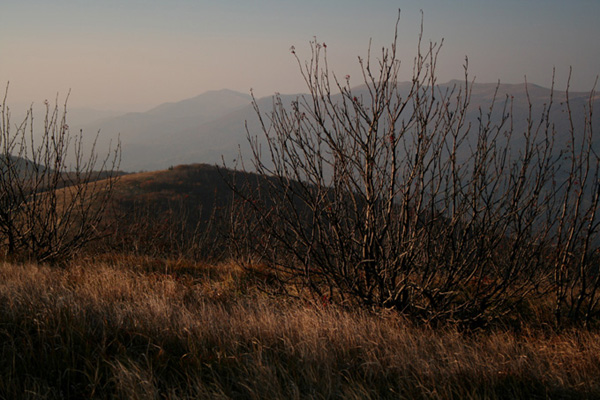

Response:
(79, 82), (599, 172)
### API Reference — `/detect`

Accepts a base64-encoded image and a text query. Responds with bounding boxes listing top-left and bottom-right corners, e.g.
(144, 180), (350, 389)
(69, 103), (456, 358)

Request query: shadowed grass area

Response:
(0, 259), (599, 399)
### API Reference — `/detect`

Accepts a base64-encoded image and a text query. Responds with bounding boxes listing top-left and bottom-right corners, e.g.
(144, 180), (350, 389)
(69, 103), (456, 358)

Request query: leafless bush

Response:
(234, 12), (600, 327)
(0, 87), (121, 263)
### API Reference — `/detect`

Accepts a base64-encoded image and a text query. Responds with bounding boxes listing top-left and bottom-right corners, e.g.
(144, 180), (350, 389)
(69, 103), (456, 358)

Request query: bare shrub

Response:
(234, 12), (600, 326)
(0, 87), (121, 263)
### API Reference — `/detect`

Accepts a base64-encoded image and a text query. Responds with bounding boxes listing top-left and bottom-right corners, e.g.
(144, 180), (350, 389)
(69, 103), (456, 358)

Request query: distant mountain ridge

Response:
(145, 89), (251, 118)
(0, 154), (44, 177)
(78, 83), (599, 172)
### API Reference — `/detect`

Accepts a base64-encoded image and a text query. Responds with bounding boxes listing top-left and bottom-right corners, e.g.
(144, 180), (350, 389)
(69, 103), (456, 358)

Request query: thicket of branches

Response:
(233, 13), (600, 327)
(0, 88), (121, 263)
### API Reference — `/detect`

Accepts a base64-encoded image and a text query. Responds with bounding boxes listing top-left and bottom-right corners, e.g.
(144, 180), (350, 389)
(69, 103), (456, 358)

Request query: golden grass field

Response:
(1, 255), (599, 399)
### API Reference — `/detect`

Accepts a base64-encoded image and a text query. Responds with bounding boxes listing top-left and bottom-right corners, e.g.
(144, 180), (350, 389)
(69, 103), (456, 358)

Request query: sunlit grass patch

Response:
(0, 259), (599, 399)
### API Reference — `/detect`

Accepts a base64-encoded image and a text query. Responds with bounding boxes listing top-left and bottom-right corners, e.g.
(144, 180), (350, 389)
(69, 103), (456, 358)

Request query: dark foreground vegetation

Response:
(1, 258), (600, 399)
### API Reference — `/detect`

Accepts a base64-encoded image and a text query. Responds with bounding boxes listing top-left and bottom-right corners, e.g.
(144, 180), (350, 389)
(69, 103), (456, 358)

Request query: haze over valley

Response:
(66, 81), (598, 173)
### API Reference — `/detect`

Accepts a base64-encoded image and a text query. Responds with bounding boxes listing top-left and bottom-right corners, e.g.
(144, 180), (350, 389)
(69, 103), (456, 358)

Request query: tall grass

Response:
(0, 258), (599, 399)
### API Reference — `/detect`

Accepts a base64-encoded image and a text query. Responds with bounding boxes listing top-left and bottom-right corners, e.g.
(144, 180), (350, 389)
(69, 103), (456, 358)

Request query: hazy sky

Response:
(2, 0), (599, 112)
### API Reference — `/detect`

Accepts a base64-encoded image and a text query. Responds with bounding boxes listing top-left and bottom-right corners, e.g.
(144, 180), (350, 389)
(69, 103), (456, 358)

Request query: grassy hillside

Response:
(96, 163), (263, 261)
(0, 258), (599, 399)
(2, 163), (600, 398)
(110, 163), (233, 211)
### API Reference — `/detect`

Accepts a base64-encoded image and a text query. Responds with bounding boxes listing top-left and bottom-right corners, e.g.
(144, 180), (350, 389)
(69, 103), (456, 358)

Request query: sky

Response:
(2, 0), (599, 112)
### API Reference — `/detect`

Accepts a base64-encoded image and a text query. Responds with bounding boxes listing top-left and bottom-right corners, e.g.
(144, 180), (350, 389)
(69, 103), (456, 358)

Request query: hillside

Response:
(98, 163), (265, 260)
(2, 124), (600, 399)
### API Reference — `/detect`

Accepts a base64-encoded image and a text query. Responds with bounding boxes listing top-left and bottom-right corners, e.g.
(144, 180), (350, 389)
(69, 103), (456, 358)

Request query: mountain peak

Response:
(146, 89), (251, 116)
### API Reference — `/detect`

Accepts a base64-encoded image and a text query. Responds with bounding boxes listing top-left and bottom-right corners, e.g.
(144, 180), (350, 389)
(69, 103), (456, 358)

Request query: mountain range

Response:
(73, 82), (600, 173)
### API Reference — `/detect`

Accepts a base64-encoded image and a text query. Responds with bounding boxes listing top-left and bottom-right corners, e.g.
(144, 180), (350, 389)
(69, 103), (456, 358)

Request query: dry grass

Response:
(0, 258), (599, 399)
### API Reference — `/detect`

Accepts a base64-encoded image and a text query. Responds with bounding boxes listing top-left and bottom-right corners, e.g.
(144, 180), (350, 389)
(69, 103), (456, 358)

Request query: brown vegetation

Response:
(0, 259), (599, 399)
(97, 163), (249, 262)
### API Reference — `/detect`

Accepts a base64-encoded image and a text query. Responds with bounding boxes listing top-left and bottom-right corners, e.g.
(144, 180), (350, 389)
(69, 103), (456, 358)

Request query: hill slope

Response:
(101, 163), (265, 260)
